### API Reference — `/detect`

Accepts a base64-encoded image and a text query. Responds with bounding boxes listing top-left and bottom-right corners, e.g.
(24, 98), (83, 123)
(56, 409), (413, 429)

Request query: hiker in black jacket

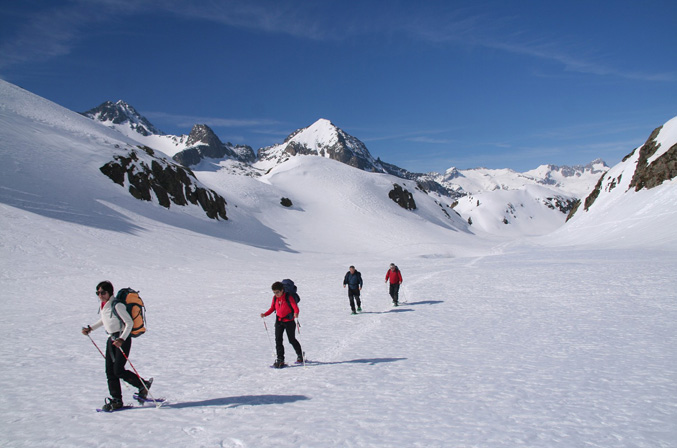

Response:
(343, 265), (363, 314)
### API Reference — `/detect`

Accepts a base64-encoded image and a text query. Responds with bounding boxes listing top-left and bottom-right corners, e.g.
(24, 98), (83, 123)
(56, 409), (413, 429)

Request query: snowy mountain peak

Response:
(81, 100), (163, 136)
(256, 118), (379, 172)
(185, 123), (223, 148)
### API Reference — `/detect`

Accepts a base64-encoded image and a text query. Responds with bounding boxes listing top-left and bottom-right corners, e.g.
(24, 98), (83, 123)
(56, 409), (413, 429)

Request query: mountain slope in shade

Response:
(0, 80), (260, 237)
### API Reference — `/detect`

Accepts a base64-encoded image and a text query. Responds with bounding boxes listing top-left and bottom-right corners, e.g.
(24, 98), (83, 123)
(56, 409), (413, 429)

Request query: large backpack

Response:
(281, 279), (300, 304)
(111, 288), (146, 338)
(281, 279), (301, 319)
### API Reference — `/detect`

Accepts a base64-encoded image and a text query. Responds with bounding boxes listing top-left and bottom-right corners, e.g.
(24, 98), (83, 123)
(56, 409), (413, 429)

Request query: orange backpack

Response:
(111, 288), (147, 337)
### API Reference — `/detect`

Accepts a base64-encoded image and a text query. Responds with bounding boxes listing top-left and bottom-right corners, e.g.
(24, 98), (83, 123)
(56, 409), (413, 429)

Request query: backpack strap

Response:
(110, 288), (131, 325)
(283, 293), (295, 320)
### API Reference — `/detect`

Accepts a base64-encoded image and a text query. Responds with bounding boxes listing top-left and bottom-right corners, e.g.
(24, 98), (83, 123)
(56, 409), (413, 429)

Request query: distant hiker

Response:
(343, 265), (363, 314)
(82, 281), (152, 412)
(385, 263), (403, 306)
(260, 281), (304, 368)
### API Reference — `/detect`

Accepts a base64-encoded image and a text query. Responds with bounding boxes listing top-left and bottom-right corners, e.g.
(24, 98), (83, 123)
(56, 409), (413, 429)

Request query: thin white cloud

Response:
(0, 5), (84, 69)
(145, 111), (280, 129)
(407, 136), (455, 144)
(2, 0), (673, 84)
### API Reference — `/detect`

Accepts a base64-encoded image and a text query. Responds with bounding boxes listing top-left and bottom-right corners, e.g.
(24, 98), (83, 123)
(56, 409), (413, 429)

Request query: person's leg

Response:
(348, 290), (356, 312)
(105, 338), (122, 400)
(114, 338), (143, 390)
(274, 320), (286, 362)
(285, 320), (303, 360)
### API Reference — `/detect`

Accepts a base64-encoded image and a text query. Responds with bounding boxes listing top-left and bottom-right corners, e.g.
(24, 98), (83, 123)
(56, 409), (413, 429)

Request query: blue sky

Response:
(1, 0), (675, 173)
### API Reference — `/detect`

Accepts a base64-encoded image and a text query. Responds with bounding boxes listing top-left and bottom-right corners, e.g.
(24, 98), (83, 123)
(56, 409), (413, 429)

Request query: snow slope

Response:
(453, 184), (573, 236)
(550, 117), (677, 249)
(1, 80), (676, 448)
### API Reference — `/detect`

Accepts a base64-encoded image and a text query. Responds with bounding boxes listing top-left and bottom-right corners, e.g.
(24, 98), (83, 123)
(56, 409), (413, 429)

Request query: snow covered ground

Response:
(1, 80), (676, 447)
(1, 212), (675, 447)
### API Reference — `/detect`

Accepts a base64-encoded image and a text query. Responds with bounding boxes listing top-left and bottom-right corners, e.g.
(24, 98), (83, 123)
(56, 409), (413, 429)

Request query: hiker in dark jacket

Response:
(343, 265), (363, 314)
(261, 281), (303, 368)
(82, 280), (152, 412)
(385, 263), (403, 306)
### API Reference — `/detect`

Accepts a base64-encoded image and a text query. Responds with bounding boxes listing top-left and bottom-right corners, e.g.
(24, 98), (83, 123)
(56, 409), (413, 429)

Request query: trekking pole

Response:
(86, 332), (131, 390)
(118, 347), (161, 408)
(86, 332), (105, 358)
(262, 317), (276, 361)
(295, 320), (306, 368)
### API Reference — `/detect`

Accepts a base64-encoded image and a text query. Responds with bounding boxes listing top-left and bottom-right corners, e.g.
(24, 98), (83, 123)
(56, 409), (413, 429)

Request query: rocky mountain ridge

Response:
(79, 99), (625, 234)
(567, 116), (677, 221)
(82, 100), (603, 198)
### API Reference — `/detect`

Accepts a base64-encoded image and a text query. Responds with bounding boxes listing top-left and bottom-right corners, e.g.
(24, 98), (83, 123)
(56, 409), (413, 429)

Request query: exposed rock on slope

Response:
(100, 145), (228, 220)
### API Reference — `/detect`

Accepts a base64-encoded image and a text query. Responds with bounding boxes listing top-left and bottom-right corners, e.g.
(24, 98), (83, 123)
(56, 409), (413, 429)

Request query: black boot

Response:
(137, 377), (153, 400)
(273, 359), (286, 368)
(101, 397), (123, 412)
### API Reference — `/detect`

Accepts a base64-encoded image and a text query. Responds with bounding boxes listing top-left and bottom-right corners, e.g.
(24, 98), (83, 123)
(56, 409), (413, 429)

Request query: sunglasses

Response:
(96, 290), (108, 296)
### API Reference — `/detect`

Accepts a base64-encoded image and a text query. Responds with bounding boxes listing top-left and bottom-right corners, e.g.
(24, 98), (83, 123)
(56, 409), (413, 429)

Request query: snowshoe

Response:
(272, 359), (286, 369)
(101, 397), (124, 412)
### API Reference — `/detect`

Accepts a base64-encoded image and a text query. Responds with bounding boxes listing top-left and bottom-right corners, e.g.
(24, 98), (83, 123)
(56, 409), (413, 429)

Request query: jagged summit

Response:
(81, 100), (163, 136)
(257, 118), (379, 171)
(186, 124), (227, 149)
(173, 123), (256, 166)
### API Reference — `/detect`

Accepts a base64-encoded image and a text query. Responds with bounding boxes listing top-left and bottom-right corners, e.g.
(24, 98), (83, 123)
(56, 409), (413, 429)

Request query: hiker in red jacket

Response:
(260, 281), (303, 368)
(385, 263), (403, 306)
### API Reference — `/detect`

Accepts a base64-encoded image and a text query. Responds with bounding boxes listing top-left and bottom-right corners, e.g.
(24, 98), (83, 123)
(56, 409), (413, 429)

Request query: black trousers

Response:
(348, 288), (361, 311)
(105, 336), (143, 399)
(275, 319), (303, 362)
(389, 283), (400, 303)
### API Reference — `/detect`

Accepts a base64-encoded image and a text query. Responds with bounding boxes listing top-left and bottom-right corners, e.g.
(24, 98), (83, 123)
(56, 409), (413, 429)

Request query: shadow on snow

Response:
(307, 357), (407, 367)
(404, 300), (444, 306)
(163, 394), (310, 409)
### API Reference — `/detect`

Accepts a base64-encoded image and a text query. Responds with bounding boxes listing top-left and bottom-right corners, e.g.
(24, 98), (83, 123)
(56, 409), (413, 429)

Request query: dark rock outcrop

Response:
(388, 184), (416, 210)
(100, 146), (228, 220)
(629, 126), (677, 191)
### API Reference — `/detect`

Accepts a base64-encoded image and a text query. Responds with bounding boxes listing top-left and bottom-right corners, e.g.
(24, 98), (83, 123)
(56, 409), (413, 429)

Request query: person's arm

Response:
(82, 319), (103, 335)
(114, 302), (134, 342)
(261, 298), (275, 317)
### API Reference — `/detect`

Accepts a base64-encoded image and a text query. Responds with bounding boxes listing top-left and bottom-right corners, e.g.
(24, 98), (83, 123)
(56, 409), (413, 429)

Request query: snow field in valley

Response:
(1, 202), (675, 447)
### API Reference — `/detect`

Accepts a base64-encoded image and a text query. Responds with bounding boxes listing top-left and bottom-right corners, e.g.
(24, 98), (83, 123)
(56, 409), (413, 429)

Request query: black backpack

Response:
(279, 279), (301, 320)
(281, 278), (301, 309)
